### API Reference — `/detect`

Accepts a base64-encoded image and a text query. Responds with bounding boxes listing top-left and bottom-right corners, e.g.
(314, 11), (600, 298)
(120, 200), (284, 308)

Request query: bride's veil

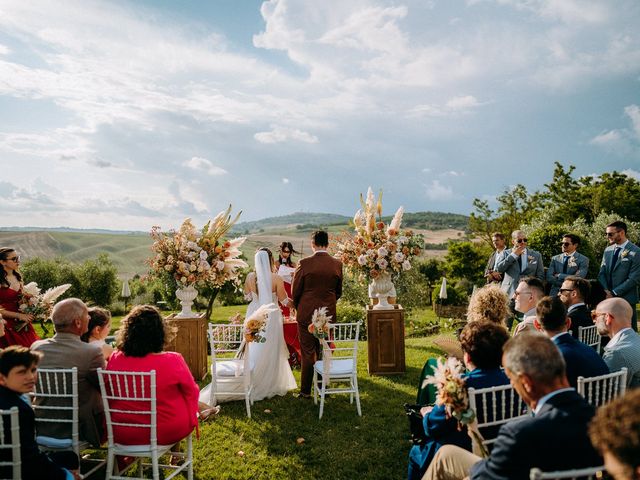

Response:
(254, 250), (273, 306)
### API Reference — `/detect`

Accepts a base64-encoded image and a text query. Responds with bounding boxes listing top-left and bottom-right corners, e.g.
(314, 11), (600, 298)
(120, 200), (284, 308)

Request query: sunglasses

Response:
(6, 255), (20, 262)
(605, 231), (619, 237)
(281, 250), (291, 254)
(516, 238), (528, 243)
(559, 288), (574, 293)
(561, 242), (572, 247)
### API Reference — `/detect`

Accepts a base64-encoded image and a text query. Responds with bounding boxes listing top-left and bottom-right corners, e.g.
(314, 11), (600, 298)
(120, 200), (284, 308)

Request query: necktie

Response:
(562, 255), (569, 274)
(517, 254), (523, 272)
(609, 247), (621, 289)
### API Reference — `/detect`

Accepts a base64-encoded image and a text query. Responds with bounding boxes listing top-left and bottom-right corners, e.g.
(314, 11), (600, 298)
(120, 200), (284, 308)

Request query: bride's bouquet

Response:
(18, 282), (72, 335)
(244, 303), (278, 343)
(308, 307), (332, 339)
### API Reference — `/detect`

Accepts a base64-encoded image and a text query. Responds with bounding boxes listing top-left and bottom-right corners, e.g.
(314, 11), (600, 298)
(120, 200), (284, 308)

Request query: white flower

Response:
(358, 255), (367, 265)
(199, 250), (208, 260)
(402, 260), (411, 271)
(394, 252), (405, 262)
(22, 282), (41, 296)
(216, 260), (226, 271)
(164, 264), (173, 271)
(189, 263), (197, 272)
(366, 249), (376, 257)
(187, 241), (199, 250)
(398, 236), (408, 245)
(377, 258), (388, 269)
(377, 247), (388, 257)
(167, 255), (174, 263)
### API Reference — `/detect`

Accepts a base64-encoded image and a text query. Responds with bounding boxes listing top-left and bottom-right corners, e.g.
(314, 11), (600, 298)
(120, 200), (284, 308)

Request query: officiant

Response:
(275, 242), (301, 366)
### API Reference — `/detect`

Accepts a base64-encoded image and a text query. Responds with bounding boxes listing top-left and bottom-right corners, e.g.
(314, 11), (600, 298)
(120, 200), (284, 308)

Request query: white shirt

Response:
(567, 302), (585, 313)
(605, 327), (633, 350)
(534, 388), (574, 415)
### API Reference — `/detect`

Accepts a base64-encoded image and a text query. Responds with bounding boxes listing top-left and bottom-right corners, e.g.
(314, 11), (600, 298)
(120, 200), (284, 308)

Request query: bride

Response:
(244, 248), (297, 401)
(199, 248), (296, 405)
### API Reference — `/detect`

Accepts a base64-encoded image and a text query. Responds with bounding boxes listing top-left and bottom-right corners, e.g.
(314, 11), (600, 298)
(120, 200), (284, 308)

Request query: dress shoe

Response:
(295, 392), (312, 399)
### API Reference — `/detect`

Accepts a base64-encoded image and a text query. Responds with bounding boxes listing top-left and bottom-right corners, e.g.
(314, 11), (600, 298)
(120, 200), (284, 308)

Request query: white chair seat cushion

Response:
(314, 359), (354, 376)
(37, 436), (73, 449)
(216, 360), (244, 377)
(114, 443), (175, 454)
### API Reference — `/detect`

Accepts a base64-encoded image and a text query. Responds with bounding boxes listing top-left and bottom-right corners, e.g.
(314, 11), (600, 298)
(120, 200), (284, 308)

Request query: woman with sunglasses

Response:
(0, 247), (39, 348)
(274, 242), (298, 319)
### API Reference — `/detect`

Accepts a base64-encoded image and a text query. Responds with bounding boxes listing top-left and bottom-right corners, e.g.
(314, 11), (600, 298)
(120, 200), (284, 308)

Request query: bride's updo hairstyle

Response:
(258, 247), (274, 271)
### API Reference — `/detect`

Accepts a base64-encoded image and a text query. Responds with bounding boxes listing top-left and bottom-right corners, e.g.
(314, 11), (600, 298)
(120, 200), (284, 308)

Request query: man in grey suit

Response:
(483, 232), (507, 284)
(496, 230), (544, 299)
(546, 234), (589, 297)
(594, 297), (640, 389)
(598, 221), (640, 331)
(31, 298), (106, 446)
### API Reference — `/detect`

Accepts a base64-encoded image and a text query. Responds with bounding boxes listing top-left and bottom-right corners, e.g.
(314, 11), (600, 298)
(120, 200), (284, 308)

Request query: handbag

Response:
(404, 403), (428, 446)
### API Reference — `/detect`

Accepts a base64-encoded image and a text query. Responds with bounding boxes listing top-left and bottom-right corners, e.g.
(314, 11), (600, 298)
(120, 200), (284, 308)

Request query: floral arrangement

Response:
(18, 282), (72, 335)
(308, 307), (332, 339)
(334, 187), (423, 280)
(422, 357), (489, 458)
(244, 304), (278, 343)
(149, 205), (248, 289)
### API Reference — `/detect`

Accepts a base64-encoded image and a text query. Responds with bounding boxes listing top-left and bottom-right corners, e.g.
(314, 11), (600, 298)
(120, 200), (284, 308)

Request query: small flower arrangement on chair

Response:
(308, 307), (332, 339)
(244, 304), (278, 343)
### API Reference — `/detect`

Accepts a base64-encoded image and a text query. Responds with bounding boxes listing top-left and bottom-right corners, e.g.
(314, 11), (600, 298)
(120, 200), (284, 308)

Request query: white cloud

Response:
(622, 169), (640, 181)
(445, 95), (481, 110)
(625, 104), (640, 138)
(282, 178), (290, 184)
(441, 170), (464, 177)
(254, 125), (319, 144)
(425, 180), (454, 201)
(0, 44), (10, 55)
(590, 104), (640, 156)
(184, 157), (227, 176)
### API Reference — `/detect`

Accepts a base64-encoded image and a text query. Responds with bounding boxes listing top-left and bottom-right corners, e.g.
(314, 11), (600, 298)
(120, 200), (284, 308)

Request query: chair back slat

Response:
(577, 368), (627, 407)
(578, 325), (601, 354)
(530, 465), (605, 479)
(0, 407), (21, 480)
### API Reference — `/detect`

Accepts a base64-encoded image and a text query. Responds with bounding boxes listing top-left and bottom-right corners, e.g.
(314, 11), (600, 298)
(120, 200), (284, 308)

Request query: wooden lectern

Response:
(165, 313), (208, 380)
(366, 305), (405, 375)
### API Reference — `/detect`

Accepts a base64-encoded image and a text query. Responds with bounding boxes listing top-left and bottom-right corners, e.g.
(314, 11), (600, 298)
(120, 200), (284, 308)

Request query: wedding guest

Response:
(483, 233), (507, 285)
(107, 305), (199, 445)
(407, 321), (511, 480)
(466, 284), (510, 326)
(512, 277), (545, 336)
(589, 388), (640, 480)
(81, 307), (114, 361)
(557, 276), (592, 338)
(0, 346), (80, 480)
(275, 242), (298, 319)
(0, 247), (39, 348)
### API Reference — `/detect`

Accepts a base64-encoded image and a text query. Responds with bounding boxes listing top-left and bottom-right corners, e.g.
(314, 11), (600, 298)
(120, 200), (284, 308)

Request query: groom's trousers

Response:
(297, 323), (321, 395)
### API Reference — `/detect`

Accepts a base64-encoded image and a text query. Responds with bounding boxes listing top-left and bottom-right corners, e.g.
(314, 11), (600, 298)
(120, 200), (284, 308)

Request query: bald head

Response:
(51, 298), (89, 335)
(596, 298), (633, 336)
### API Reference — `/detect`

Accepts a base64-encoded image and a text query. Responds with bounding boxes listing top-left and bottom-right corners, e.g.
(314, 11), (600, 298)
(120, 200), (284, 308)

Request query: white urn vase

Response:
(369, 272), (395, 310)
(175, 285), (198, 317)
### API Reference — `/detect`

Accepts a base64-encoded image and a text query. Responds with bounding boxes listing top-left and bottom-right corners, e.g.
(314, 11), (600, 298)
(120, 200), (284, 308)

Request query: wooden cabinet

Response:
(165, 313), (208, 380)
(366, 305), (405, 375)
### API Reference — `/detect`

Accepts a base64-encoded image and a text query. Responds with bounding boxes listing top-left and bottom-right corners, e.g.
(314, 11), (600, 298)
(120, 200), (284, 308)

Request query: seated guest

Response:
(513, 277), (545, 336)
(407, 322), (510, 480)
(558, 276), (593, 338)
(466, 284), (510, 326)
(594, 298), (640, 388)
(107, 305), (199, 445)
(31, 298), (105, 447)
(0, 346), (80, 480)
(589, 389), (640, 480)
(423, 333), (602, 480)
(534, 296), (608, 387)
(81, 307), (114, 361)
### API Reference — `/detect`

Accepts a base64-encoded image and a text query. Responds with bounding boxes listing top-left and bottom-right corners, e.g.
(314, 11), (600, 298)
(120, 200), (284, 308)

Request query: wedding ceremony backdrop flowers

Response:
(335, 187), (424, 308)
(19, 282), (72, 335)
(149, 205), (248, 317)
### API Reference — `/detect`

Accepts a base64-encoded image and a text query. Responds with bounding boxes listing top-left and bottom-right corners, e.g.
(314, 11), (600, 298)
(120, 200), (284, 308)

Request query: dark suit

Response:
(553, 333), (609, 388)
(567, 304), (592, 338)
(484, 250), (506, 284)
(598, 241), (640, 330)
(408, 368), (510, 480)
(0, 386), (77, 480)
(31, 333), (106, 446)
(291, 251), (343, 395)
(546, 252), (589, 296)
(470, 390), (601, 480)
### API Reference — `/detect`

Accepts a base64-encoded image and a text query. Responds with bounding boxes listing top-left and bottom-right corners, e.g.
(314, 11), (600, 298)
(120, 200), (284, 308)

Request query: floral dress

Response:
(0, 285), (40, 348)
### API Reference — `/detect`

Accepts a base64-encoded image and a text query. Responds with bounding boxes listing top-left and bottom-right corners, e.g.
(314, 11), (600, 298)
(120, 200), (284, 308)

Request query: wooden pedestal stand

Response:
(165, 313), (208, 380)
(366, 305), (405, 375)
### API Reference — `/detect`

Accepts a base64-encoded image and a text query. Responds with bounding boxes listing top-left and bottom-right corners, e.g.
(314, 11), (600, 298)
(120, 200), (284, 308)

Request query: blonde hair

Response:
(466, 284), (510, 326)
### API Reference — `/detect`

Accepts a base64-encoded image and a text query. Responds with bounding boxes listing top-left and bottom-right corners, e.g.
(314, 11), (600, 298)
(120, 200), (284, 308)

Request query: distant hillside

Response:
(232, 212), (351, 233)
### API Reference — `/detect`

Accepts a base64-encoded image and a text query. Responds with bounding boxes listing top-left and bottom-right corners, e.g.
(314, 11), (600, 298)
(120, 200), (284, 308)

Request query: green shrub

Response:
(431, 282), (468, 306)
(336, 301), (367, 339)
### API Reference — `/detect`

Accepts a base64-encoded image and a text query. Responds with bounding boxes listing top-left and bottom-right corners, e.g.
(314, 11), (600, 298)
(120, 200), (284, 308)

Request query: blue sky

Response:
(1, 0), (639, 230)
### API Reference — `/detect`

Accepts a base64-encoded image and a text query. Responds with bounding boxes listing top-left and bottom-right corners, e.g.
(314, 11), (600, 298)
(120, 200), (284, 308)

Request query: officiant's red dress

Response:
(277, 265), (301, 367)
(0, 285), (40, 348)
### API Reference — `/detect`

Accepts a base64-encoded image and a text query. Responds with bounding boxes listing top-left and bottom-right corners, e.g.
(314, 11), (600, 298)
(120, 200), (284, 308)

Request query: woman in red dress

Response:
(274, 242), (301, 366)
(0, 248), (39, 348)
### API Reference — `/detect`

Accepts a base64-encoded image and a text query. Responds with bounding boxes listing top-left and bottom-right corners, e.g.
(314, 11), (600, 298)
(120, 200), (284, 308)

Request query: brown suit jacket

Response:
(291, 251), (343, 325)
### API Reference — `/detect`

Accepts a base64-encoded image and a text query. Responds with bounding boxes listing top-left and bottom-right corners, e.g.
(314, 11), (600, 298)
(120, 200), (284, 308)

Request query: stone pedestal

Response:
(165, 313), (208, 380)
(366, 305), (405, 375)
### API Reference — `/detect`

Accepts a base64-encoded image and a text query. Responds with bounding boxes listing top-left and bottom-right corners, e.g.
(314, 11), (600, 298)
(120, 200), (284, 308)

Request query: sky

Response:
(1, 0), (639, 231)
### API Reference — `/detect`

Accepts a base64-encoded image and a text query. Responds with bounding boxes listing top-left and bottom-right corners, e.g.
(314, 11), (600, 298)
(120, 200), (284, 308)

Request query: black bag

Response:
(404, 403), (428, 446)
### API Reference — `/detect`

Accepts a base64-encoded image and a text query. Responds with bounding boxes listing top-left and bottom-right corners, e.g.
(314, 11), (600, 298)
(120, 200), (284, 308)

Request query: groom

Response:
(291, 230), (343, 398)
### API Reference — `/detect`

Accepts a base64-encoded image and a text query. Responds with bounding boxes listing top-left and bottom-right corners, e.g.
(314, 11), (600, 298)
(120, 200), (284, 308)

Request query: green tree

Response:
(20, 257), (81, 299)
(443, 241), (489, 286)
(76, 254), (119, 306)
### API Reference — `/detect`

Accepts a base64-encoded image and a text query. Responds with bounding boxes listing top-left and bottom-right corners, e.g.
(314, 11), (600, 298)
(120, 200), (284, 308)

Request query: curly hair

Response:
(115, 305), (175, 357)
(459, 321), (510, 369)
(589, 389), (640, 475)
(466, 284), (510, 326)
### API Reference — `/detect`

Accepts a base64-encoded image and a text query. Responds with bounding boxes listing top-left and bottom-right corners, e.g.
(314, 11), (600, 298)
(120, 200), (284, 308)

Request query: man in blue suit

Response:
(598, 221), (640, 331)
(422, 334), (601, 480)
(496, 230), (544, 300)
(558, 276), (593, 338)
(534, 296), (608, 387)
(594, 298), (640, 389)
(547, 234), (589, 297)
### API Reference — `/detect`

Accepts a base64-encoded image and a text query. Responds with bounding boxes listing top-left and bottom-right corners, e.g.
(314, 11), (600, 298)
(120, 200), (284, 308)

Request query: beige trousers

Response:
(421, 445), (482, 480)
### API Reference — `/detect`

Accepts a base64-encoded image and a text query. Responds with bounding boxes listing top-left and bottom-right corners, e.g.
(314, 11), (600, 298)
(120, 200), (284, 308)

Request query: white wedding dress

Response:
(199, 250), (296, 405)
